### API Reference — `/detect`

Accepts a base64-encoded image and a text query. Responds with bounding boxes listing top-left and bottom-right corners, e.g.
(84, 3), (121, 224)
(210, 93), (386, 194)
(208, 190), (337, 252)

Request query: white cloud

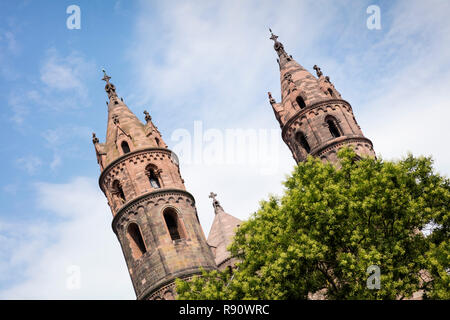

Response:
(356, 0), (450, 176)
(127, 0), (343, 234)
(128, 0), (340, 109)
(3, 0), (449, 300)
(1, 30), (19, 55)
(50, 154), (62, 171)
(7, 49), (96, 127)
(41, 125), (92, 171)
(16, 155), (43, 175)
(2, 183), (19, 195)
(0, 29), (21, 80)
(126, 0), (450, 238)
(0, 177), (134, 299)
(40, 49), (90, 93)
(8, 93), (30, 126)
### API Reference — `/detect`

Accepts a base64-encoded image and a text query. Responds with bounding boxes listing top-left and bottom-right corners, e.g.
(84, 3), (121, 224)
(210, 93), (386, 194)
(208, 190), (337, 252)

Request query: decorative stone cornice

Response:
(281, 98), (353, 139)
(99, 147), (179, 191)
(217, 256), (235, 269)
(138, 266), (217, 300)
(310, 136), (374, 158)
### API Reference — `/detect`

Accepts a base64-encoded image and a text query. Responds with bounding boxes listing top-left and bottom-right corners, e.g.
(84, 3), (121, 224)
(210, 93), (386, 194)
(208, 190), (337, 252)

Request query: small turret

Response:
(207, 192), (241, 270)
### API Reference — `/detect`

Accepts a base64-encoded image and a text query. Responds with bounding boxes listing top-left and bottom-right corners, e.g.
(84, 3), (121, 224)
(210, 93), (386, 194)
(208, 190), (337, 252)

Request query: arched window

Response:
(146, 165), (161, 189)
(326, 117), (341, 138)
(155, 137), (160, 147)
(121, 141), (130, 154)
(127, 223), (146, 259)
(327, 88), (334, 97)
(295, 132), (311, 153)
(112, 180), (126, 204)
(163, 208), (185, 241)
(296, 96), (306, 109)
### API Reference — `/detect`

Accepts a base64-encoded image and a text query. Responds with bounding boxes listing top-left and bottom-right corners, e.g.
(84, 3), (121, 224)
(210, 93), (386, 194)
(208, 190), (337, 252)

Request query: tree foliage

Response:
(176, 148), (449, 299)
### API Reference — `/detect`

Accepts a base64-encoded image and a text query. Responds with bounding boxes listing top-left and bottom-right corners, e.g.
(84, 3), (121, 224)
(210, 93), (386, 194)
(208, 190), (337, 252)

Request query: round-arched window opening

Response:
(326, 118), (341, 138)
(127, 223), (147, 259)
(163, 208), (185, 241)
(295, 132), (311, 153)
(121, 141), (131, 154)
(296, 96), (306, 109)
(328, 88), (334, 97)
(112, 180), (126, 203)
(146, 165), (161, 189)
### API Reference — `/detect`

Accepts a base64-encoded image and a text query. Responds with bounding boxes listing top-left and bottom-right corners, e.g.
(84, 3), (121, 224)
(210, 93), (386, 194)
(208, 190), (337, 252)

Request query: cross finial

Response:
(209, 192), (217, 201)
(102, 68), (111, 84)
(209, 192), (223, 213)
(269, 28), (278, 42)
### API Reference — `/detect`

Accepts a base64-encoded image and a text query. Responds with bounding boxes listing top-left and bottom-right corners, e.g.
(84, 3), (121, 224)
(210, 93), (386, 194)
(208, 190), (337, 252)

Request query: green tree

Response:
(176, 148), (449, 300)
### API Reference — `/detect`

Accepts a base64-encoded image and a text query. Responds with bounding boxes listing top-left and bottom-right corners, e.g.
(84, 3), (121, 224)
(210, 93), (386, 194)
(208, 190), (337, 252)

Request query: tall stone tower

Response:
(267, 30), (375, 163)
(92, 70), (216, 300)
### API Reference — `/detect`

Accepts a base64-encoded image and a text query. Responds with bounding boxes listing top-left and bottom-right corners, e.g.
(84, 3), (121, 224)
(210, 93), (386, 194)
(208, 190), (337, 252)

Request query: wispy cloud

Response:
(354, 0), (450, 176)
(0, 28), (21, 80)
(7, 49), (96, 128)
(127, 0), (327, 232)
(0, 30), (19, 55)
(8, 92), (30, 126)
(40, 49), (88, 93)
(32, 49), (95, 111)
(41, 125), (92, 171)
(16, 155), (42, 175)
(2, 0), (449, 300)
(0, 177), (134, 299)
(126, 0), (450, 236)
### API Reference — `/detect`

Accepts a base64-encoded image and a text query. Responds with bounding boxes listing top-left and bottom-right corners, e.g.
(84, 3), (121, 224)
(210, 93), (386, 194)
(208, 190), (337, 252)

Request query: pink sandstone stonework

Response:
(93, 31), (378, 300)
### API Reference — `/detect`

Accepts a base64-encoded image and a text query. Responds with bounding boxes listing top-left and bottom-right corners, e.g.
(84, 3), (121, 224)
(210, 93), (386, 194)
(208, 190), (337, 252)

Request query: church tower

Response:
(267, 30), (375, 163)
(92, 70), (216, 300)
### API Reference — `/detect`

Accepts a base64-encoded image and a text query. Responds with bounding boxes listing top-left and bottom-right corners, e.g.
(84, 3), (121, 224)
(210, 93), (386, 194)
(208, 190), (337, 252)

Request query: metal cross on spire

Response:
(209, 192), (217, 202)
(102, 68), (111, 84)
(209, 192), (224, 213)
(269, 28), (278, 42)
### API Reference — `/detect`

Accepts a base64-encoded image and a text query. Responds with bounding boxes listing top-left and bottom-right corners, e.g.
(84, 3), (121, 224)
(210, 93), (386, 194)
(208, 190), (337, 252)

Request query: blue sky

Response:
(0, 0), (449, 299)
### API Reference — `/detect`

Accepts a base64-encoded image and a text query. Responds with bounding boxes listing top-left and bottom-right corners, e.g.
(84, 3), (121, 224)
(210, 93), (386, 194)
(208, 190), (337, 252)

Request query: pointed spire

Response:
(268, 31), (333, 128)
(98, 71), (168, 168)
(269, 28), (292, 66)
(206, 192), (242, 269)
